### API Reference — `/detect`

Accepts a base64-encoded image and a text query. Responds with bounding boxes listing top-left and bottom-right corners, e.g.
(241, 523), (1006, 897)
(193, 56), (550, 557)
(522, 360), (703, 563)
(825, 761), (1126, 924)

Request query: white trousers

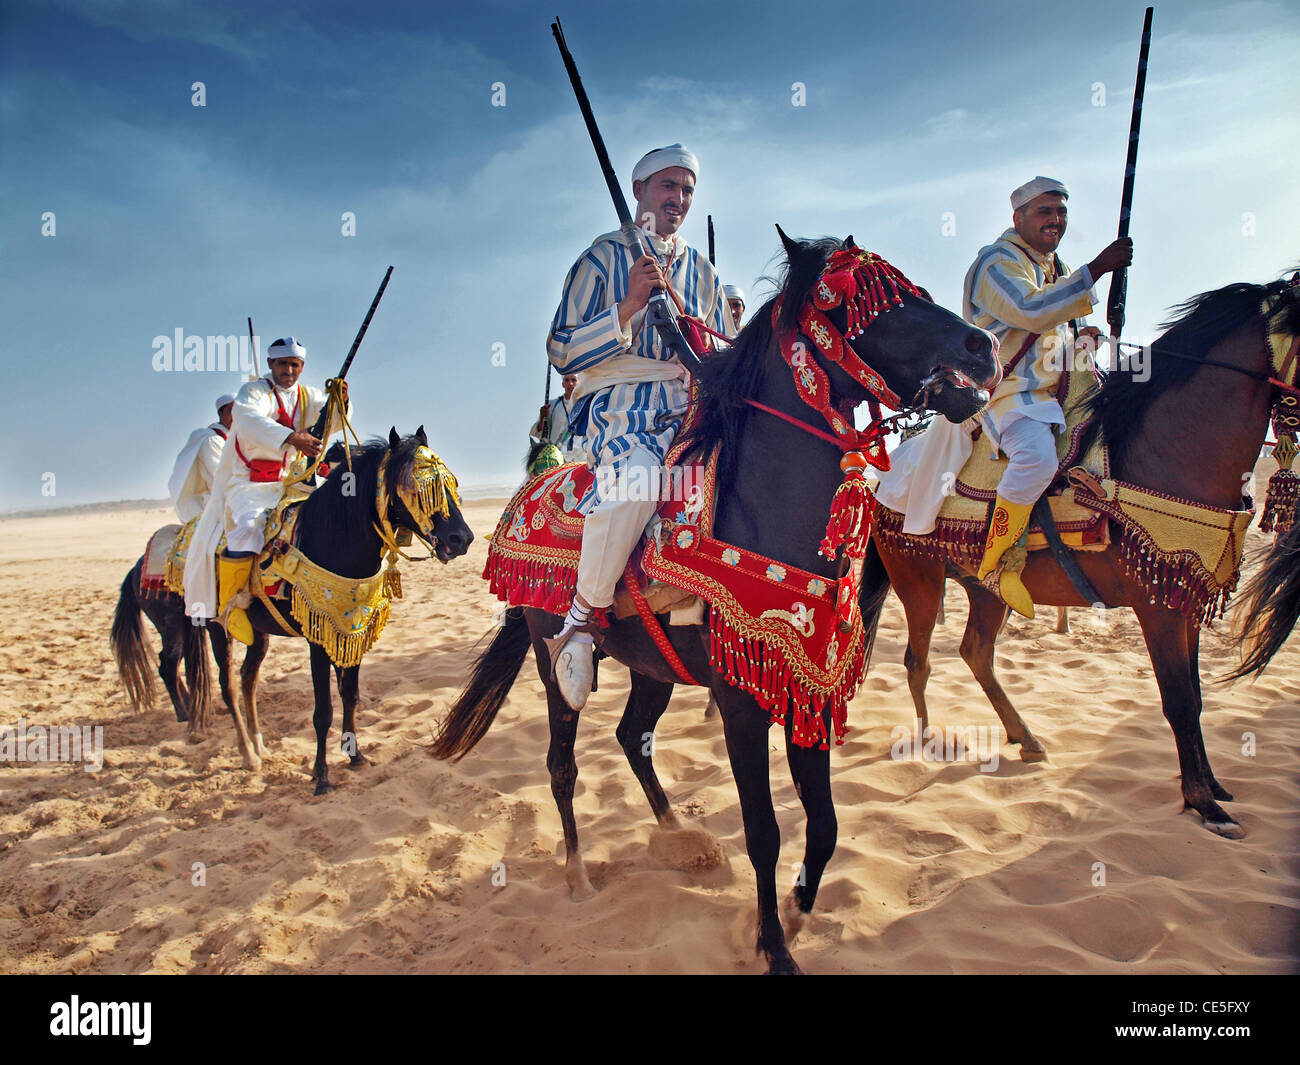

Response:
(576, 446), (660, 608)
(996, 413), (1060, 505)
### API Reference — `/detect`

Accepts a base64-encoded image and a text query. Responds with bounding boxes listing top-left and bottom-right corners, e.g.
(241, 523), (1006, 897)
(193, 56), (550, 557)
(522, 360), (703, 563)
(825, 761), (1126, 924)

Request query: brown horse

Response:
(866, 273), (1300, 839)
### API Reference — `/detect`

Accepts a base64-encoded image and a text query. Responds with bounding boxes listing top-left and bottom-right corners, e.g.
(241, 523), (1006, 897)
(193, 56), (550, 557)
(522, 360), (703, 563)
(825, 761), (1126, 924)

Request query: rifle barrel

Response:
(336, 265), (393, 381)
(1108, 6), (1153, 342)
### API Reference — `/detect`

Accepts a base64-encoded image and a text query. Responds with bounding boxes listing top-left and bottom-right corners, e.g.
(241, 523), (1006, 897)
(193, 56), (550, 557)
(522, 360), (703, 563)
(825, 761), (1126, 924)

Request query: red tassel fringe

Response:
(707, 607), (864, 750)
(820, 472), (877, 561)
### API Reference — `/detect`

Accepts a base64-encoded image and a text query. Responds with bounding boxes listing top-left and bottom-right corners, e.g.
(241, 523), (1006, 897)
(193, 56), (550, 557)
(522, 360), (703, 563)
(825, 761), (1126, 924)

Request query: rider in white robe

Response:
(183, 338), (349, 641)
(169, 394), (234, 523)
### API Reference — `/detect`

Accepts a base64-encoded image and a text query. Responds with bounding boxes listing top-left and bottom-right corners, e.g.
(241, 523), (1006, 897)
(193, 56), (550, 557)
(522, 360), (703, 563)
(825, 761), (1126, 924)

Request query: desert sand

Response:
(0, 494), (1296, 975)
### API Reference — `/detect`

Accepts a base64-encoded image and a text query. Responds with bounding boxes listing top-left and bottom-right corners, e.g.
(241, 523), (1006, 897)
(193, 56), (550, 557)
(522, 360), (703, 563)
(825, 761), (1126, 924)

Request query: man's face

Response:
(728, 298), (745, 325)
(1013, 193), (1068, 255)
(633, 166), (695, 237)
(218, 402), (234, 429)
(268, 356), (304, 388)
(562, 374), (578, 400)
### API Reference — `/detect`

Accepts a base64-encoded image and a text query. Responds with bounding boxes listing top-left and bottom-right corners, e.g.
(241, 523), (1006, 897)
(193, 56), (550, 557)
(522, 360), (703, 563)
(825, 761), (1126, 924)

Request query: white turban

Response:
(267, 336), (306, 362)
(1011, 176), (1069, 210)
(215, 393), (236, 410)
(631, 144), (699, 186)
(723, 284), (746, 303)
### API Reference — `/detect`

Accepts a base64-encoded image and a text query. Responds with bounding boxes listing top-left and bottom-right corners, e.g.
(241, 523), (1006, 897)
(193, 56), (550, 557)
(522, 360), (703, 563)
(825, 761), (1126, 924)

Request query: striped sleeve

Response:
(971, 248), (1096, 334)
(547, 242), (632, 374)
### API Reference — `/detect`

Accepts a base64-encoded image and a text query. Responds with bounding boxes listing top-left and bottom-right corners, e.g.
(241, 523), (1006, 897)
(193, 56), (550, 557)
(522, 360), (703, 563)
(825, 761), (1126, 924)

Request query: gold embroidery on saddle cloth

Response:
(1069, 472), (1255, 628)
(163, 518), (209, 596)
(259, 544), (393, 668)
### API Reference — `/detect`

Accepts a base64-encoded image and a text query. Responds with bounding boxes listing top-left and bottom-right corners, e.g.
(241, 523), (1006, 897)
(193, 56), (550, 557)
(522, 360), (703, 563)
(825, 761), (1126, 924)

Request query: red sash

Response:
(234, 384), (304, 483)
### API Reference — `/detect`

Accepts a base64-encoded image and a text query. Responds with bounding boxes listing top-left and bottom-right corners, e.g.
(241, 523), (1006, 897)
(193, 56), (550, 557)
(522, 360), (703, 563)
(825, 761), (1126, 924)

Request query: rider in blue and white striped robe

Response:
(545, 144), (733, 710)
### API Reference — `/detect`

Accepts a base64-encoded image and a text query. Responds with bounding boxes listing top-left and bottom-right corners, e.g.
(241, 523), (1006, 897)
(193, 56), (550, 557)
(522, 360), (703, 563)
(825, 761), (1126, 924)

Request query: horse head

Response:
(775, 228), (1000, 424)
(382, 426), (474, 563)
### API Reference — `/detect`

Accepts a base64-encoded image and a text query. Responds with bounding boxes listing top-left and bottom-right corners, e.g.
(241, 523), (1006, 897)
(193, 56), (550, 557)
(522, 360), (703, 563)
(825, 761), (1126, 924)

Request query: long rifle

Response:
(550, 18), (703, 376)
(307, 265), (393, 440)
(247, 316), (260, 381)
(1107, 6), (1153, 345)
(708, 215), (716, 266)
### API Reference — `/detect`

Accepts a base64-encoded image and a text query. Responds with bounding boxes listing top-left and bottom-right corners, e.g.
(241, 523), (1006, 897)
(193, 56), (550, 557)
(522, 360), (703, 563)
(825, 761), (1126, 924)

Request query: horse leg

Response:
(1135, 603), (1242, 837)
(531, 619), (597, 900)
(240, 631), (270, 759)
(615, 671), (680, 828)
(716, 689), (797, 974)
(959, 583), (1047, 760)
(897, 559), (946, 732)
(780, 712), (835, 945)
(205, 620), (255, 770)
(1185, 616), (1233, 802)
(338, 665), (366, 769)
(158, 633), (189, 724)
(309, 644), (336, 795)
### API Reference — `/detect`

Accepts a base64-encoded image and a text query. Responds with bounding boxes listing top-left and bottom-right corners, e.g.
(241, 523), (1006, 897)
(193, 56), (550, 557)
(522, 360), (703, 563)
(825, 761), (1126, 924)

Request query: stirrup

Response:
(545, 629), (594, 711)
(980, 566), (1035, 619)
(225, 606), (255, 646)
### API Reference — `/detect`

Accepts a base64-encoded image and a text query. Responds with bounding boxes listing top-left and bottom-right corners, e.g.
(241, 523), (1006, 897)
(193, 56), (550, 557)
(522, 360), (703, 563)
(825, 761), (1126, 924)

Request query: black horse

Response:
(432, 234), (1000, 974)
(113, 427), (473, 792)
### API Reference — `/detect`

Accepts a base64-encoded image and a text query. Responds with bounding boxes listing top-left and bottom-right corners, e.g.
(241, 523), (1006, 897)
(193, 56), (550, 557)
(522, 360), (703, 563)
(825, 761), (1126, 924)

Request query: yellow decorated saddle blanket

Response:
(875, 367), (1110, 565)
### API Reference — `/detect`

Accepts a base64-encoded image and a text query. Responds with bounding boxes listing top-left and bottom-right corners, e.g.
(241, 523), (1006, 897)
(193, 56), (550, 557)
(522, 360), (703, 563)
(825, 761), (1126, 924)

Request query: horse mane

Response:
(678, 236), (843, 490)
(1079, 273), (1300, 469)
(297, 435), (421, 549)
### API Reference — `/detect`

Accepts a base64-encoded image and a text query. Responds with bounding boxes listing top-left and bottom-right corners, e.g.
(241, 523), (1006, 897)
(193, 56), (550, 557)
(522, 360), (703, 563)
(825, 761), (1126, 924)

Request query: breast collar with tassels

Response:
(758, 246), (923, 562)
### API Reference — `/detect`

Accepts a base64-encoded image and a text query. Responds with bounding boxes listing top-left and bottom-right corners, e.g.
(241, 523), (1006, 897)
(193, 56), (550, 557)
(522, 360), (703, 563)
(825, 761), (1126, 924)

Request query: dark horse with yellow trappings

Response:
(432, 233), (1002, 974)
(867, 271), (1300, 840)
(112, 429), (473, 792)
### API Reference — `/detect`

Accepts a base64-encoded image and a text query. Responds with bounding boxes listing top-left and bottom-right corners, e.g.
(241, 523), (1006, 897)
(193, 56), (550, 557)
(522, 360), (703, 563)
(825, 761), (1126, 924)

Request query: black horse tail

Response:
(183, 611), (213, 736)
(111, 559), (156, 712)
(432, 610), (533, 761)
(859, 536), (892, 670)
(1226, 521), (1300, 680)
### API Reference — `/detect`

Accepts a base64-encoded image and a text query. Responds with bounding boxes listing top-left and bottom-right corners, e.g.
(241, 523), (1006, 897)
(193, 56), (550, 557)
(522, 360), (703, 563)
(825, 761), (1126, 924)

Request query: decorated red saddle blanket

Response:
(483, 445), (867, 750)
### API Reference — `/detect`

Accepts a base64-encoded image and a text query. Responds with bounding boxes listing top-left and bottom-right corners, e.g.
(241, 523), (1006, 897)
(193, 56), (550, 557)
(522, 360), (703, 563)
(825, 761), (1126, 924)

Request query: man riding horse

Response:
(183, 337), (351, 645)
(544, 143), (733, 710)
(876, 175), (1133, 618)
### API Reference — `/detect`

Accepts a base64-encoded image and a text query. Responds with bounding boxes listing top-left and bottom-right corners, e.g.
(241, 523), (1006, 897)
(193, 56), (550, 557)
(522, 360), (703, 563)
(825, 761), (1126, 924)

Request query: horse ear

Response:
(775, 224), (801, 263)
(416, 425), (427, 446)
(844, 235), (857, 249)
(388, 426), (400, 449)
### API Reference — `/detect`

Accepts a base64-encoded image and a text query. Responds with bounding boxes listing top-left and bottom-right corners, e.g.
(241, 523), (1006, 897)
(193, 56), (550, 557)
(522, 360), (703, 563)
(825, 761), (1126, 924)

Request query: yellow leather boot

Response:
(217, 554), (255, 645)
(977, 496), (1036, 619)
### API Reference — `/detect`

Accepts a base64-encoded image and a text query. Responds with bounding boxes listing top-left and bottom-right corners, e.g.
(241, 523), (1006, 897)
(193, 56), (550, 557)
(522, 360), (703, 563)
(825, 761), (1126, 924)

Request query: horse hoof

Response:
(780, 890), (807, 943)
(253, 733), (268, 758)
(567, 877), (597, 901)
(766, 953), (803, 975)
(313, 781), (333, 796)
(347, 755), (370, 770)
(1204, 818), (1245, 840)
(1019, 743), (1048, 763)
(242, 754), (263, 772)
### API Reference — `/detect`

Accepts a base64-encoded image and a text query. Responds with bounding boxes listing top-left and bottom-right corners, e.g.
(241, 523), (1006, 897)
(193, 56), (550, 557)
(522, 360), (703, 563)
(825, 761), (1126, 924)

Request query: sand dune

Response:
(0, 498), (1296, 974)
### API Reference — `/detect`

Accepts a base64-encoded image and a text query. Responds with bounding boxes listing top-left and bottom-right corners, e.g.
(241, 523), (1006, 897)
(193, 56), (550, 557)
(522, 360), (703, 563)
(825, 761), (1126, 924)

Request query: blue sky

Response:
(2, 0), (1297, 508)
